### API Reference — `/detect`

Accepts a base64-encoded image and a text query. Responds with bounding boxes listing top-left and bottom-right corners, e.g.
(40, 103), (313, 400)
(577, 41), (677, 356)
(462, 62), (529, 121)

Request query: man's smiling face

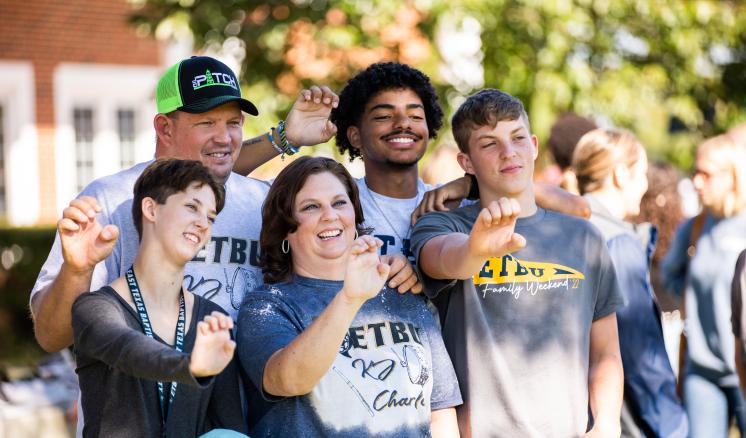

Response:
(347, 88), (429, 168)
(167, 101), (244, 184)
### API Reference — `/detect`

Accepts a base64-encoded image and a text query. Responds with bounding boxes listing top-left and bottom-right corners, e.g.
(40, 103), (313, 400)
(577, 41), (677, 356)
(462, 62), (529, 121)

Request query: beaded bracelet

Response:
(277, 120), (300, 155)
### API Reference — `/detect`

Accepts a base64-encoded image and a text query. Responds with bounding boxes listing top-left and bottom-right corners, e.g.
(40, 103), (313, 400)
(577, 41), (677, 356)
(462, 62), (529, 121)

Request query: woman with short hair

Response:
(69, 159), (246, 437)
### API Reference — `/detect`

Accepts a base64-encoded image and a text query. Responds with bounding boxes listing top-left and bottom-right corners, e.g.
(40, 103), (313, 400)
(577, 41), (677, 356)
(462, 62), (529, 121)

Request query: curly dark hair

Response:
(132, 159), (225, 240)
(330, 62), (443, 161)
(260, 156), (370, 283)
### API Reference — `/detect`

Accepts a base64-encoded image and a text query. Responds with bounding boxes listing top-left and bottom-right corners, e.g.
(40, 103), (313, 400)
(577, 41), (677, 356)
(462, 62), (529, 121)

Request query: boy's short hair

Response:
(330, 62), (443, 161)
(132, 159), (226, 239)
(452, 89), (530, 154)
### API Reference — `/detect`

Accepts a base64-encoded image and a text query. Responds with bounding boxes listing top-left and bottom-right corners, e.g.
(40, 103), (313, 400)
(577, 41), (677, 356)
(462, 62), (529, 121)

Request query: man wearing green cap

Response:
(31, 55), (339, 353)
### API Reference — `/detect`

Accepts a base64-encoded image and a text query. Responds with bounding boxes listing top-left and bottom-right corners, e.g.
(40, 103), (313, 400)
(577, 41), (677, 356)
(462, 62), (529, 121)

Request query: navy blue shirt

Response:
(587, 195), (688, 437)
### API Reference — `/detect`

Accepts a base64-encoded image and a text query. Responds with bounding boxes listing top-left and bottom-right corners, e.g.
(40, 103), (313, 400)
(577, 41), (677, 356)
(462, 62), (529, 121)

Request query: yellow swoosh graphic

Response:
(473, 254), (585, 285)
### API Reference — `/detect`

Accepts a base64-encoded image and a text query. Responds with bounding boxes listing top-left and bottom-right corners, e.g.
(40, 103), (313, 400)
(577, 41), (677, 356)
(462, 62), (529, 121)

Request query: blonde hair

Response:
(572, 128), (644, 195)
(697, 134), (746, 217)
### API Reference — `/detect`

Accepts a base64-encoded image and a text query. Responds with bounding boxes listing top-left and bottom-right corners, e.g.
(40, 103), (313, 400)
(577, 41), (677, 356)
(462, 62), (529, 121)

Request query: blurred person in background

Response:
(631, 162), (685, 311)
(727, 123), (746, 148)
(662, 134), (746, 437)
(545, 112), (597, 194)
(573, 128), (688, 438)
(728, 122), (746, 406)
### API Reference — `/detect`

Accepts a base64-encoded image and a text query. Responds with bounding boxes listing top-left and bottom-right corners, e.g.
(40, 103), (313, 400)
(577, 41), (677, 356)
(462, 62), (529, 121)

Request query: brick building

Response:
(0, 0), (167, 225)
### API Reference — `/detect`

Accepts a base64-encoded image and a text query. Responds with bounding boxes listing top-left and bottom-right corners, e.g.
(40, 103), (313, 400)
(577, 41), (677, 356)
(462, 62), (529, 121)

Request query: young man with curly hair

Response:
(330, 62), (445, 275)
(329, 63), (588, 284)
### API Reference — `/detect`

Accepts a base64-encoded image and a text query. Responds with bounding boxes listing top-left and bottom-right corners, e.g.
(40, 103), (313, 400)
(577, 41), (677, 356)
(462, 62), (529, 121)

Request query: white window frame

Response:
(54, 63), (159, 215)
(0, 61), (39, 226)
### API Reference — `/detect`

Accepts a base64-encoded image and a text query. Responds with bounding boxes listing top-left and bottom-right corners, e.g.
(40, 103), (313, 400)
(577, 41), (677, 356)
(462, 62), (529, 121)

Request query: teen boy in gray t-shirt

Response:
(411, 89), (624, 437)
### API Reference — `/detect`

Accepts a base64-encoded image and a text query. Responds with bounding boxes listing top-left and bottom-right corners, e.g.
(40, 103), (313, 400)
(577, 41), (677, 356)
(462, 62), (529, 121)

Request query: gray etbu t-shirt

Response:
(31, 161), (269, 320)
(355, 178), (432, 263)
(411, 205), (623, 438)
(237, 275), (462, 437)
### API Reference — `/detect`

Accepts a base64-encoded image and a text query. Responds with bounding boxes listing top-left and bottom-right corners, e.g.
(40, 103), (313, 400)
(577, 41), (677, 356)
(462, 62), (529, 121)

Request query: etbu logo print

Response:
(474, 254), (586, 299)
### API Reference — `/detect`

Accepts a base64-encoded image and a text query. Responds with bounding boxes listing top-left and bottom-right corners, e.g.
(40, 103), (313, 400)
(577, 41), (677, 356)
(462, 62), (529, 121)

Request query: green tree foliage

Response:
(130, 0), (746, 169)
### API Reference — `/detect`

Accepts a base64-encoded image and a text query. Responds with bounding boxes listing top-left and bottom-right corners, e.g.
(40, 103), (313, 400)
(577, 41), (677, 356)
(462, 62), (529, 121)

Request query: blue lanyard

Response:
(126, 266), (186, 431)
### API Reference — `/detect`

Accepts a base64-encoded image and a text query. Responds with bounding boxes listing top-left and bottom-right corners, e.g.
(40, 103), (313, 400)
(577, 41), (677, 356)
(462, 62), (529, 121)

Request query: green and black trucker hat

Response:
(156, 56), (259, 116)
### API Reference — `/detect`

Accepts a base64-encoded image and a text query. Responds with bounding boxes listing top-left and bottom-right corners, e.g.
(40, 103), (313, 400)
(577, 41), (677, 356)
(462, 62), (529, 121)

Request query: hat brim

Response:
(180, 95), (259, 116)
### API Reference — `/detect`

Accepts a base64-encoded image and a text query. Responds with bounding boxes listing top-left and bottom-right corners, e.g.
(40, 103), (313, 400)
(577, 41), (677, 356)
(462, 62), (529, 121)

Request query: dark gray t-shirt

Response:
(411, 205), (623, 438)
(236, 275), (462, 437)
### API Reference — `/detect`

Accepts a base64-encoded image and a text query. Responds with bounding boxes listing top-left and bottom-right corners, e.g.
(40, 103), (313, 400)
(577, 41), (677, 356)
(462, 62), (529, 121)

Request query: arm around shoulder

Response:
(33, 195), (119, 352)
(535, 182), (590, 219)
(32, 263), (95, 352)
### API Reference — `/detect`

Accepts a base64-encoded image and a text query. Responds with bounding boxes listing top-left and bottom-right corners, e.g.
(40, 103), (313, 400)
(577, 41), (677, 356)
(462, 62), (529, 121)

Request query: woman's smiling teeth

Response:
(317, 229), (342, 240)
(184, 232), (200, 244)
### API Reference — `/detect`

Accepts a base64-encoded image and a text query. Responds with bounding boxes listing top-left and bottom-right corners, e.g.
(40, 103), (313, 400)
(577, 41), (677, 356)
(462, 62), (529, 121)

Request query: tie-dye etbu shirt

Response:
(237, 275), (462, 437)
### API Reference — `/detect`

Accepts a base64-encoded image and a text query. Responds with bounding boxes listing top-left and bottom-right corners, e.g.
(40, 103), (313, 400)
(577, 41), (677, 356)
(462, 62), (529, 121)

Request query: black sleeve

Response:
(72, 291), (208, 387)
(732, 250), (746, 339)
(203, 355), (248, 434)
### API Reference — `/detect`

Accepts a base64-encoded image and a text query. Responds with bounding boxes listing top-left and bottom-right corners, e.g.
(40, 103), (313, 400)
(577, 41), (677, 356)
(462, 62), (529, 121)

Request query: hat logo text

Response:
(192, 69), (238, 91)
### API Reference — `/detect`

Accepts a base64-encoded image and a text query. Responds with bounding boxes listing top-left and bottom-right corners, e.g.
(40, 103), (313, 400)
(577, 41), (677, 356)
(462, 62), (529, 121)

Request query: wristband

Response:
(277, 120), (300, 155)
(268, 129), (285, 157)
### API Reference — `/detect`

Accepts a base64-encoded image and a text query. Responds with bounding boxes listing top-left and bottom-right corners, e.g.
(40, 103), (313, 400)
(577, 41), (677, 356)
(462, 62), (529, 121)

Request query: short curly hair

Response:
(331, 62), (443, 161)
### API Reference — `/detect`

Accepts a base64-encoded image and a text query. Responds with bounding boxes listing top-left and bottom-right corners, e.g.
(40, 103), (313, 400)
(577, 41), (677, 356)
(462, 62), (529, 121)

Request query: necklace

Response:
(126, 266), (185, 432)
(363, 178), (424, 244)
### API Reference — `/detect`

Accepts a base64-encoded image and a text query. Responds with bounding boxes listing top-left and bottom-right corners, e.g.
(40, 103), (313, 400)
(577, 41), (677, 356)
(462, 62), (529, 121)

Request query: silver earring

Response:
(354, 229), (359, 240)
(282, 239), (290, 254)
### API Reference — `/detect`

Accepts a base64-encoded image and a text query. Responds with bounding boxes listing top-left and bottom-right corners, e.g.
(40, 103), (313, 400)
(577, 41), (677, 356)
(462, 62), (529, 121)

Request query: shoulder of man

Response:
(419, 203), (480, 225)
(79, 162), (149, 206)
(229, 172), (271, 190)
